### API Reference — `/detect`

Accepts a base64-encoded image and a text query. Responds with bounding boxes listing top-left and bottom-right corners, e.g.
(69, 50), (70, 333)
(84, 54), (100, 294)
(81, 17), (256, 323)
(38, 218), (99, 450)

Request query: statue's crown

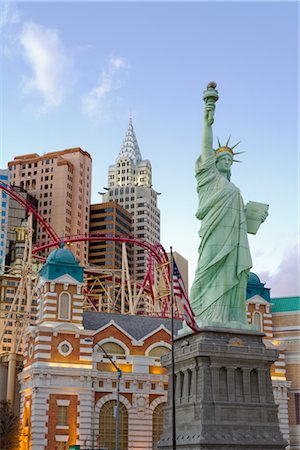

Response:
(215, 146), (234, 156)
(215, 136), (243, 162)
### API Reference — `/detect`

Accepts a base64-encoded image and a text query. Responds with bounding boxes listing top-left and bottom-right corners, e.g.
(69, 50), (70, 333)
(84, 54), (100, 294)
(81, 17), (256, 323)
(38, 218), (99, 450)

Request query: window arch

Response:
(152, 402), (165, 448)
(58, 292), (71, 320)
(99, 400), (128, 450)
(253, 311), (263, 331)
(97, 341), (127, 360)
(148, 345), (170, 358)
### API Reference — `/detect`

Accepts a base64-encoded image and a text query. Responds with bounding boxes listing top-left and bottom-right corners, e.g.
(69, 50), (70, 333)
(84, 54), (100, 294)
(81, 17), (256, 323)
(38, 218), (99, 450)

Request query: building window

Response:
(99, 400), (128, 450)
(58, 340), (73, 357)
(57, 406), (68, 426)
(58, 292), (71, 320)
(97, 342), (127, 361)
(152, 403), (165, 448)
(29, 343), (34, 358)
(252, 311), (262, 331)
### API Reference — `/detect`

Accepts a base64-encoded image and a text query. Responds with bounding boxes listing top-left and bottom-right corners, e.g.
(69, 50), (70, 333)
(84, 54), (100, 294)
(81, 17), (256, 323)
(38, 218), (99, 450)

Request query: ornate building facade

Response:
(19, 246), (181, 450)
(18, 245), (298, 449)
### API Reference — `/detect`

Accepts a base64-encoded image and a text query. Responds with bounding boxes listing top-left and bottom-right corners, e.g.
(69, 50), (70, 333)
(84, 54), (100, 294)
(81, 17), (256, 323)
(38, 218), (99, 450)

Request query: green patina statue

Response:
(189, 82), (268, 329)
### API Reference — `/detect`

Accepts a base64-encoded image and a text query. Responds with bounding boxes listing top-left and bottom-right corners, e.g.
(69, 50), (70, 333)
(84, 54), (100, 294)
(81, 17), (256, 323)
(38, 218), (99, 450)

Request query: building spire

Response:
(117, 118), (142, 163)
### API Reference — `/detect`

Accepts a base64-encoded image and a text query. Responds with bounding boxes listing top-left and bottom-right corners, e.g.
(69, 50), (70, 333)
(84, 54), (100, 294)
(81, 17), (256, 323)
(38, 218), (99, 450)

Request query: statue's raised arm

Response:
(197, 82), (219, 165)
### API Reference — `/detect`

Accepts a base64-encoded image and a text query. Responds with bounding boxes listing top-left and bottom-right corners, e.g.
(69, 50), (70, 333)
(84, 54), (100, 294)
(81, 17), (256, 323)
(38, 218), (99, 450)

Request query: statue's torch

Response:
(203, 81), (219, 125)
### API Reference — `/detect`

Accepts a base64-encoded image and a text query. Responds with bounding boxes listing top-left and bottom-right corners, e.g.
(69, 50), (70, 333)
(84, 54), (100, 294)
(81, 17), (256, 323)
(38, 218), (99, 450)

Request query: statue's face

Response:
(216, 153), (233, 175)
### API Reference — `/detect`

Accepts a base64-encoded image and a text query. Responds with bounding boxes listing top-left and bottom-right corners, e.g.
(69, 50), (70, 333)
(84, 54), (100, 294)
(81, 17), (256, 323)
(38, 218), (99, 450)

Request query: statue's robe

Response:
(189, 153), (252, 326)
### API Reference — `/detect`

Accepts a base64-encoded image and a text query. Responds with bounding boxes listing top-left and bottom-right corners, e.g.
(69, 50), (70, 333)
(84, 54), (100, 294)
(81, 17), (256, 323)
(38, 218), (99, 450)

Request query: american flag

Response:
(172, 259), (200, 333)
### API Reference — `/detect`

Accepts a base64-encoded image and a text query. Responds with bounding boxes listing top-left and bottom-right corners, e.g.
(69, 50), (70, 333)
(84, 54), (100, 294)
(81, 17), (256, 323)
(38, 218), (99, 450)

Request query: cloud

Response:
(0, 3), (21, 57)
(0, 3), (20, 30)
(258, 243), (300, 297)
(19, 21), (73, 113)
(82, 55), (130, 120)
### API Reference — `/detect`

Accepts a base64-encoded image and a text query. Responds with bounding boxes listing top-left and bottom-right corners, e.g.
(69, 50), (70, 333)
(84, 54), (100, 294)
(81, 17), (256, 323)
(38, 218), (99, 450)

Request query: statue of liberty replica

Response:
(190, 82), (268, 329)
(158, 83), (287, 450)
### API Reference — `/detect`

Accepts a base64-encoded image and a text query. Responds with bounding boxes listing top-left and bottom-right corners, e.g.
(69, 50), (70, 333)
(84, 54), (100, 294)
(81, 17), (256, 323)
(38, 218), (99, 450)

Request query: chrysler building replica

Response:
(103, 119), (160, 282)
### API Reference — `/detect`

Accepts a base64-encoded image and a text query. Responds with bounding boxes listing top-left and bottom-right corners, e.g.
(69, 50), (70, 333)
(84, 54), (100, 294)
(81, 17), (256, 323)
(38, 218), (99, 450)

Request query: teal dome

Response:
(247, 272), (270, 302)
(47, 247), (78, 265)
(248, 272), (261, 285)
(39, 245), (83, 283)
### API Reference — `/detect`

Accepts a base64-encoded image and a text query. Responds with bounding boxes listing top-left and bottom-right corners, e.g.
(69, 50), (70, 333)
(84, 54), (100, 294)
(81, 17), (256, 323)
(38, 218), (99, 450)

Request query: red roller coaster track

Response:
(0, 182), (168, 264)
(0, 182), (172, 313)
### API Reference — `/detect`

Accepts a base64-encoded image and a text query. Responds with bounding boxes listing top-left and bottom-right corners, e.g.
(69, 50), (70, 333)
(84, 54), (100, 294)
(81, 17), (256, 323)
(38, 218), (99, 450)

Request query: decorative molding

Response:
(56, 399), (70, 406)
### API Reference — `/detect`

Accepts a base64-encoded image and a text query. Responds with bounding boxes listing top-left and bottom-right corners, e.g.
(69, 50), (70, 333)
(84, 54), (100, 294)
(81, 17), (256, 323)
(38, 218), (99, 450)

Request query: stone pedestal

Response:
(157, 327), (287, 449)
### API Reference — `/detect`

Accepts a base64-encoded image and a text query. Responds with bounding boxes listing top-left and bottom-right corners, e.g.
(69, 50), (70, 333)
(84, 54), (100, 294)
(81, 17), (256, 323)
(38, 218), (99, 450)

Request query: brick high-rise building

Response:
(88, 201), (132, 269)
(8, 148), (92, 265)
(103, 119), (160, 282)
(88, 201), (132, 312)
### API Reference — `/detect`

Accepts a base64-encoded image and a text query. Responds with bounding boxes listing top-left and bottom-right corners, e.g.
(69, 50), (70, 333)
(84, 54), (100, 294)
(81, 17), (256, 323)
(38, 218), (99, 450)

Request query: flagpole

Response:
(170, 246), (176, 450)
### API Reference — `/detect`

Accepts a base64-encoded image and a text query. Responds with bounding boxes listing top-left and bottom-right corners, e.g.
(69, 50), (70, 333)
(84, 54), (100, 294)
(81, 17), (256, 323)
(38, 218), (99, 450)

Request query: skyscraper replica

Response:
(8, 148), (92, 265)
(103, 119), (160, 282)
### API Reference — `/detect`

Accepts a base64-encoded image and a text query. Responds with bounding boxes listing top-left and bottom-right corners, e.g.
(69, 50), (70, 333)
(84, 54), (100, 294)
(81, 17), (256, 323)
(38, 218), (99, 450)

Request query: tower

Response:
(103, 119), (160, 282)
(18, 246), (93, 450)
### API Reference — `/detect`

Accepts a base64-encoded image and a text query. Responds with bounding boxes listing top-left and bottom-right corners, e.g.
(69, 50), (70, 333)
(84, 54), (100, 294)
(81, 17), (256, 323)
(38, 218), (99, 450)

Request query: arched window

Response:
(152, 403), (165, 449)
(58, 292), (71, 321)
(99, 400), (128, 450)
(97, 342), (126, 360)
(148, 345), (170, 362)
(253, 311), (263, 331)
(148, 345), (170, 357)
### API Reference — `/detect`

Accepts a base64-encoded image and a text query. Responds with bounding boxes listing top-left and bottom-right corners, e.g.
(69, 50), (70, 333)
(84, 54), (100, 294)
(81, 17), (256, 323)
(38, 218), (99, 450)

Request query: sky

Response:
(1, 1), (299, 297)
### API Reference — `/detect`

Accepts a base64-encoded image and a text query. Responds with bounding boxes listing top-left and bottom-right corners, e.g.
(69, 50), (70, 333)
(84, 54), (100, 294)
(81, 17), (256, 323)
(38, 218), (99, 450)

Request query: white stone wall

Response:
(272, 379), (291, 449)
(30, 389), (49, 450)
(77, 389), (95, 449)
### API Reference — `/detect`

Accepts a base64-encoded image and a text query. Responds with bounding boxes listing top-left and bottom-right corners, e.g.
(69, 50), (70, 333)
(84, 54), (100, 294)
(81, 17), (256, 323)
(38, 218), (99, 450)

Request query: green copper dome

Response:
(246, 272), (270, 302)
(39, 246), (83, 283)
(248, 272), (261, 286)
(47, 247), (78, 265)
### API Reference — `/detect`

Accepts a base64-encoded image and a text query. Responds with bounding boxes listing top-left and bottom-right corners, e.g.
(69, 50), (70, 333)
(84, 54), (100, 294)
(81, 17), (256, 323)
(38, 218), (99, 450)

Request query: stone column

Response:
(182, 369), (190, 400)
(210, 364), (220, 401)
(243, 368), (251, 403)
(258, 368), (267, 403)
(227, 366), (236, 402)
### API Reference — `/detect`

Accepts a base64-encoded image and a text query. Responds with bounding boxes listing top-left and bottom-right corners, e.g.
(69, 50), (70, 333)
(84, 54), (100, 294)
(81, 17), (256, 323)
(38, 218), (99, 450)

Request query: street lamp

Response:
(92, 340), (122, 450)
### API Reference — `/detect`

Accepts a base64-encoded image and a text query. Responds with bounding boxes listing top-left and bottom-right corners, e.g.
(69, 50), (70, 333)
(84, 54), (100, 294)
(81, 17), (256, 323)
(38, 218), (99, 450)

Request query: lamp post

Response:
(94, 341), (122, 450)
